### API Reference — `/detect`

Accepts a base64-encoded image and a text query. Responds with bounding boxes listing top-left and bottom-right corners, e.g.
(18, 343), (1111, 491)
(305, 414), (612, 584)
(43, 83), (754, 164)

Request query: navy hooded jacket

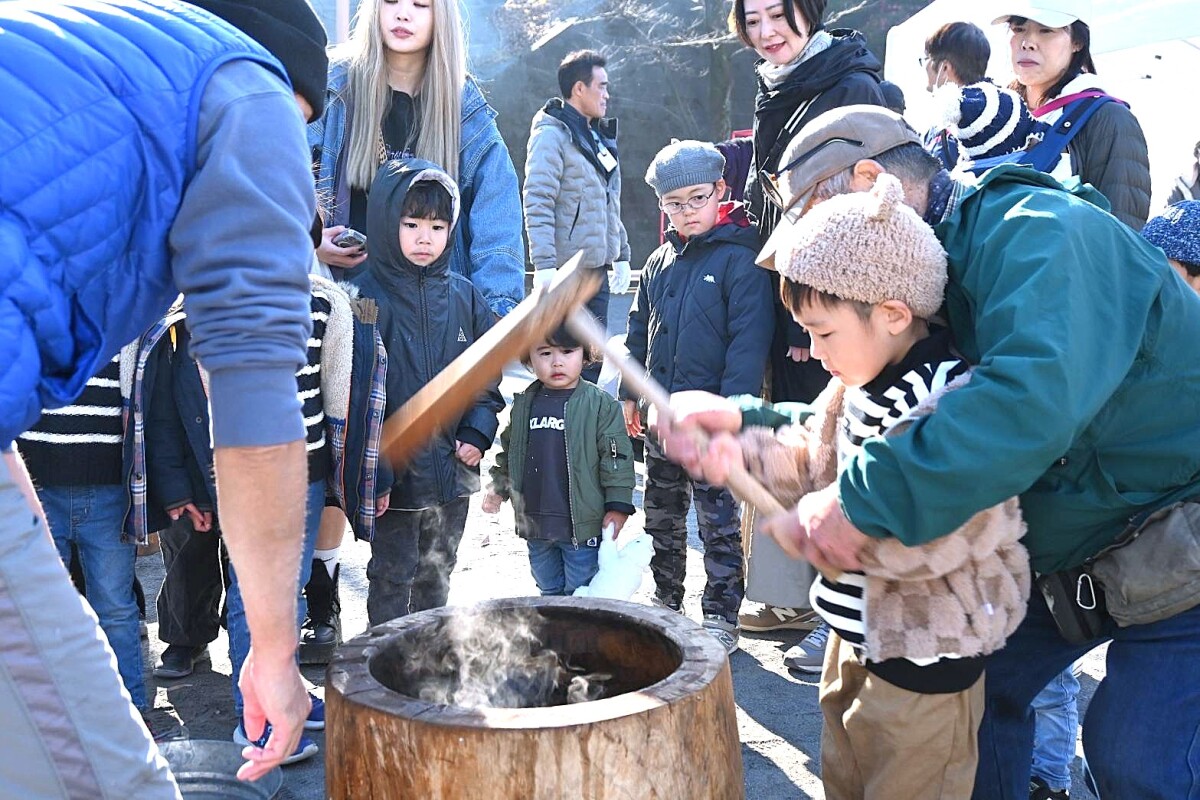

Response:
(625, 206), (774, 399)
(353, 160), (504, 509)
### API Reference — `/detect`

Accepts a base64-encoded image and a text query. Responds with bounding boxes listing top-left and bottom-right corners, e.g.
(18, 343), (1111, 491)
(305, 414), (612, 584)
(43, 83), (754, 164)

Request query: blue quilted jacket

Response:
(0, 1), (288, 447)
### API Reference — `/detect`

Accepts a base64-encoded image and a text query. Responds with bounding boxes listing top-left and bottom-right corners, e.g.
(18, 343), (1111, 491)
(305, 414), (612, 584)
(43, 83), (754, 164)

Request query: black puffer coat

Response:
(624, 207), (773, 399)
(355, 160), (503, 509)
(1067, 101), (1151, 229)
(746, 29), (886, 403)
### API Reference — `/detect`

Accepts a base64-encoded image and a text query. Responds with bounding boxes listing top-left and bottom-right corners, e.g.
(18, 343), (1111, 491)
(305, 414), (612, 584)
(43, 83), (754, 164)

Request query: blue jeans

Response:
(1031, 664), (1080, 791)
(225, 479), (323, 713)
(973, 588), (1200, 799)
(38, 484), (146, 711)
(527, 538), (599, 596)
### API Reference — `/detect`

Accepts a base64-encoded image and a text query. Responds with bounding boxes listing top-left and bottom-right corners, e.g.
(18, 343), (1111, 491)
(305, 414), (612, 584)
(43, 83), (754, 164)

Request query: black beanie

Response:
(189, 0), (329, 120)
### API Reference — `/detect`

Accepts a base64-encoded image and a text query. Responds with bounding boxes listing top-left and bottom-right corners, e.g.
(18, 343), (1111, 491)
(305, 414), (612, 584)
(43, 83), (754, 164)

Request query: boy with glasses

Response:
(622, 140), (774, 654)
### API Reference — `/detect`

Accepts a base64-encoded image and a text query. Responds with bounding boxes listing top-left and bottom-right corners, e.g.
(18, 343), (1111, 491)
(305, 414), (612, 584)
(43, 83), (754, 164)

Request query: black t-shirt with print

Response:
(521, 387), (574, 541)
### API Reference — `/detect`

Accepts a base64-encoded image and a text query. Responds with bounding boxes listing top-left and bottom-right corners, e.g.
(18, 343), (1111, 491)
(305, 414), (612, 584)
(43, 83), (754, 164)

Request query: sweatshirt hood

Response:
(365, 158), (461, 284)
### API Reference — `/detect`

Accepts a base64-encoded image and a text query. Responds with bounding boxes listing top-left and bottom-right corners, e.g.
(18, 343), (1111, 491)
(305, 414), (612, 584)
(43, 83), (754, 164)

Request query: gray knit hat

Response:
(779, 174), (947, 319)
(645, 140), (725, 196)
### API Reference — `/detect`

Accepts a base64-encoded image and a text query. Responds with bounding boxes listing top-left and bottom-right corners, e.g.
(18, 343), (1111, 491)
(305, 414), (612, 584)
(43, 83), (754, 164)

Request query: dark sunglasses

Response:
(760, 136), (864, 212)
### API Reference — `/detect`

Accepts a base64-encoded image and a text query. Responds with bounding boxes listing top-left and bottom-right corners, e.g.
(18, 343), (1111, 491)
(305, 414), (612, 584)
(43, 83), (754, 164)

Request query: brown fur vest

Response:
(739, 374), (1031, 663)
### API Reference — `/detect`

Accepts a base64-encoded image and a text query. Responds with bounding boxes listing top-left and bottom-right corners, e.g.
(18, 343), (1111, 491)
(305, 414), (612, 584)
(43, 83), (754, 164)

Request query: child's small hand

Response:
(602, 510), (629, 537)
(481, 491), (503, 514)
(787, 346), (811, 363)
(760, 506), (806, 560)
(622, 400), (642, 438)
(169, 502), (212, 532)
(455, 440), (483, 467)
(374, 493), (390, 517)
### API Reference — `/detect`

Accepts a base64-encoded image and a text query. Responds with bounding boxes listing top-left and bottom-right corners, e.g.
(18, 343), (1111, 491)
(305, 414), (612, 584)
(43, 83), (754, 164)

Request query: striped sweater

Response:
(303, 291), (332, 482)
(812, 329), (969, 656)
(18, 356), (124, 486)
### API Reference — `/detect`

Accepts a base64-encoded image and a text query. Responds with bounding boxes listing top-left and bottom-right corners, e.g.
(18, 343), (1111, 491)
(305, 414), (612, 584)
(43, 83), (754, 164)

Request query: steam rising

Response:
(396, 608), (610, 709)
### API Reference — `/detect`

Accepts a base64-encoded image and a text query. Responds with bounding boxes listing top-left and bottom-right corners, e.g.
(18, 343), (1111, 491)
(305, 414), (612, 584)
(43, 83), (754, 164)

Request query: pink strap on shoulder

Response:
(1033, 90), (1126, 116)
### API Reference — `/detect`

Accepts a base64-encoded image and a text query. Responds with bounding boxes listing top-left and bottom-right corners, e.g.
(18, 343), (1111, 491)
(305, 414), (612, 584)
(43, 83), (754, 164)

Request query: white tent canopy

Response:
(885, 0), (1200, 210)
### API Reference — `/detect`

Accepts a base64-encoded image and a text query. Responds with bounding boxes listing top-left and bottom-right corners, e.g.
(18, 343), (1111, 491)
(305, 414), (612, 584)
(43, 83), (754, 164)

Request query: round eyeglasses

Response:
(659, 189), (716, 215)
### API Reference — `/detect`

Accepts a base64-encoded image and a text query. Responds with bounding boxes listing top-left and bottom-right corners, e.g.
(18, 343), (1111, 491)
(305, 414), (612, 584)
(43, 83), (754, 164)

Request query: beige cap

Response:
(778, 174), (947, 320)
(756, 105), (921, 271)
(992, 0), (1091, 28)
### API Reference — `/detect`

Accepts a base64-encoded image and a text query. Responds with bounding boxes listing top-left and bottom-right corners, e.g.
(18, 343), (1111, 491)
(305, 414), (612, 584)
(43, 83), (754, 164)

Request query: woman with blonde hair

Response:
(303, 0), (524, 655)
(309, 0), (524, 315)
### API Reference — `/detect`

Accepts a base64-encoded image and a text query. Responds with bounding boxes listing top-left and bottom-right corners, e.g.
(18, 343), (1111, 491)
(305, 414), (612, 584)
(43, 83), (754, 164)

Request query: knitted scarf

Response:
(756, 29), (834, 91)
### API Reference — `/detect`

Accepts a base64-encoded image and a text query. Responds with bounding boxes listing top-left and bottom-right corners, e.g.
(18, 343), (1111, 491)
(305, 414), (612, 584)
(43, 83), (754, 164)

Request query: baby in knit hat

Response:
(623, 139), (775, 655)
(932, 80), (1046, 171)
(696, 173), (1029, 797)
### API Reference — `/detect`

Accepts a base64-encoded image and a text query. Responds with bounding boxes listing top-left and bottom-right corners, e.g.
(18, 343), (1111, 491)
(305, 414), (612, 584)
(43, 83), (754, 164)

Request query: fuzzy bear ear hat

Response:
(777, 174), (948, 319)
(935, 80), (1047, 161)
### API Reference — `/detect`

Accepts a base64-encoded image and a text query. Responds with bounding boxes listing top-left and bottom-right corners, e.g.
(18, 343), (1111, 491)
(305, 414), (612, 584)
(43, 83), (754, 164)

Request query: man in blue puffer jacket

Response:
(0, 1), (329, 794)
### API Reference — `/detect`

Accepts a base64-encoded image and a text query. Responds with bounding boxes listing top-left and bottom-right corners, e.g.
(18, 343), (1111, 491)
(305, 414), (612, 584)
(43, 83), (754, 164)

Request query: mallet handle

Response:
(566, 310), (841, 582)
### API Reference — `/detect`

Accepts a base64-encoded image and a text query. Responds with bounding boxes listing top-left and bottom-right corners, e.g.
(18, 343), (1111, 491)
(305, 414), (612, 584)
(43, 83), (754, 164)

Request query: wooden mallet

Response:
(381, 252), (601, 469)
(564, 309), (841, 582)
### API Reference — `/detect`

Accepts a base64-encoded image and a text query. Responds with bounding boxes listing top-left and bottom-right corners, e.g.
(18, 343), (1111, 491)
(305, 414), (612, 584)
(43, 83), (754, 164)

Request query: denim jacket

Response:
(309, 62), (526, 317)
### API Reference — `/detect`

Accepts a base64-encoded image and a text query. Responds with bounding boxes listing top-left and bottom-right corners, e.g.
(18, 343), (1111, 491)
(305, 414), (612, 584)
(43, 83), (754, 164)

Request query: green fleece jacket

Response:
(839, 166), (1200, 573)
(490, 380), (636, 544)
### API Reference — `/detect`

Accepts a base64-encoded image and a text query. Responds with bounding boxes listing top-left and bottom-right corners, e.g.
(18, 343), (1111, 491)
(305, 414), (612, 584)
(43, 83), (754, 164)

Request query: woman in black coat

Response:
(731, 0), (886, 404)
(726, 0), (885, 652)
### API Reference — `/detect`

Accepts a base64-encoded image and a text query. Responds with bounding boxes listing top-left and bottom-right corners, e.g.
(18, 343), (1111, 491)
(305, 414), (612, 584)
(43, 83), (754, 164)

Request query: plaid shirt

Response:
(123, 310), (185, 544)
(327, 314), (387, 542)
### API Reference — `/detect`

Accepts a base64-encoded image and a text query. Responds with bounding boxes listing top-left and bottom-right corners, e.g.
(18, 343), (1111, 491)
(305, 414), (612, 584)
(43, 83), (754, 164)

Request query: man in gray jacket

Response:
(523, 49), (631, 381)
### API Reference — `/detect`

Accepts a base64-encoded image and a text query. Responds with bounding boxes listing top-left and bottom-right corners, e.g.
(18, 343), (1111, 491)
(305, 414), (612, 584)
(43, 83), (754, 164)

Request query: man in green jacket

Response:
(663, 105), (1200, 800)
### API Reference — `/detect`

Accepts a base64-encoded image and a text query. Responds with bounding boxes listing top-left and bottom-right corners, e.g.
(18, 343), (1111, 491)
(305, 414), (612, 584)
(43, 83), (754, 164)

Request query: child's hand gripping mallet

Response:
(564, 308), (842, 582)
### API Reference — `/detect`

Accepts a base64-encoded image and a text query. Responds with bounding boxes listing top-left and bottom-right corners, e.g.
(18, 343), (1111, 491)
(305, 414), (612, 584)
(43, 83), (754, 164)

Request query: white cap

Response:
(992, 0), (1091, 28)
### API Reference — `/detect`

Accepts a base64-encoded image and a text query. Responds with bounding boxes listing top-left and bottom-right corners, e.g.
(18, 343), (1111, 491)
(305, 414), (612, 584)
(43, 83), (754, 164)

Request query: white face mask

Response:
(928, 62), (949, 93)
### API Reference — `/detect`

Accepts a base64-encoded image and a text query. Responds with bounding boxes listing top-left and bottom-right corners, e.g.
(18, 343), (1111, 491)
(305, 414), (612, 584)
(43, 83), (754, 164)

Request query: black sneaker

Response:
(1030, 776), (1070, 800)
(153, 644), (209, 679)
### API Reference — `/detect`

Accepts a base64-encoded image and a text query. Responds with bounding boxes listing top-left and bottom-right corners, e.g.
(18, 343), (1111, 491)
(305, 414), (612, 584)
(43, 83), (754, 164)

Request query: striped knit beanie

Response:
(779, 174), (947, 319)
(936, 80), (1046, 161)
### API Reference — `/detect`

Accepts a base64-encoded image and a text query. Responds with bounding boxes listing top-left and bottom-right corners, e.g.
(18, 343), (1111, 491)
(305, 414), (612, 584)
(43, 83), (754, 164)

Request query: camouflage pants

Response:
(643, 441), (743, 624)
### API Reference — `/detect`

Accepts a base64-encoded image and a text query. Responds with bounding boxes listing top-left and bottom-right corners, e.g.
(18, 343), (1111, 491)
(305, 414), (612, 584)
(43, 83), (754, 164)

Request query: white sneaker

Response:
(783, 622), (830, 674)
(702, 615), (740, 655)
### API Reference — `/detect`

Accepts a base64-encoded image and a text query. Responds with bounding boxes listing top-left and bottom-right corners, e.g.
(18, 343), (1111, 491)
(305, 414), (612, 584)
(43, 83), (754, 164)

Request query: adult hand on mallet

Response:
(652, 390), (742, 479)
(786, 483), (871, 573)
(236, 646), (311, 782)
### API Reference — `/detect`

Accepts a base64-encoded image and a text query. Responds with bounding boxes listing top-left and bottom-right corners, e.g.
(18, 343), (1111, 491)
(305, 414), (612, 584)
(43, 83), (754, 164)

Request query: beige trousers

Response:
(820, 633), (985, 800)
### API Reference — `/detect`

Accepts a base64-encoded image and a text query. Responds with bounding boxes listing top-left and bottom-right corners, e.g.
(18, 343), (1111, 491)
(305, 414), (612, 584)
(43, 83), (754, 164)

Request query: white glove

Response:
(609, 260), (631, 294)
(532, 268), (557, 291)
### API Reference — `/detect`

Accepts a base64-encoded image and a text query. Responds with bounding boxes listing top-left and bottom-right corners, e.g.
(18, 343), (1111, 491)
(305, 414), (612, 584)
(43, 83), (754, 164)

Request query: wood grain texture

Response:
(381, 253), (601, 469)
(326, 598), (744, 799)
